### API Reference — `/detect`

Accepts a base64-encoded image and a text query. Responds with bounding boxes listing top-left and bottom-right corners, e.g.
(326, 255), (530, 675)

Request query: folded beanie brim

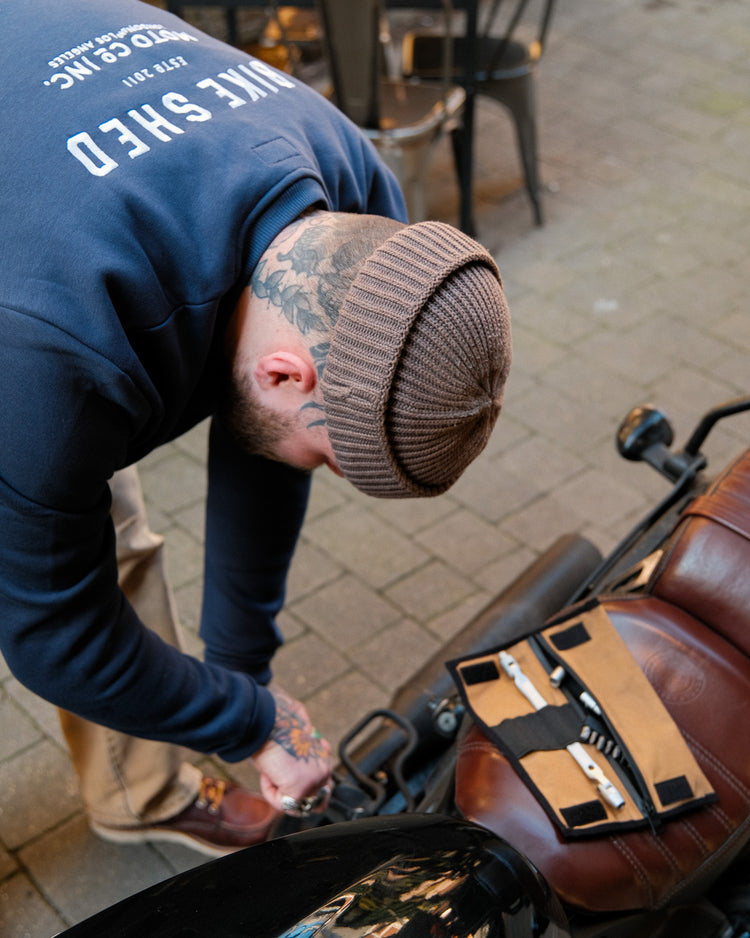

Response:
(321, 221), (512, 498)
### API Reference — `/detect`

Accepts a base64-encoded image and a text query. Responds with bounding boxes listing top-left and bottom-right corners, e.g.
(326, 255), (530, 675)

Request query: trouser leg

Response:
(59, 464), (201, 828)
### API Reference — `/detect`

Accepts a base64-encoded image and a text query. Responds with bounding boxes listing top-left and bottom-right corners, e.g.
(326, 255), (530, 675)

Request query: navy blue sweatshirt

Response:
(0, 0), (406, 760)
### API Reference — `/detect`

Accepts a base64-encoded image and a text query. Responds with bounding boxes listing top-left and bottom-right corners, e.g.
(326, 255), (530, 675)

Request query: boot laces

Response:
(195, 778), (227, 816)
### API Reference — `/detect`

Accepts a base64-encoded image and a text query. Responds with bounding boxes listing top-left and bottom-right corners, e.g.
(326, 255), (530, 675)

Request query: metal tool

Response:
(498, 651), (625, 811)
(549, 664), (602, 715)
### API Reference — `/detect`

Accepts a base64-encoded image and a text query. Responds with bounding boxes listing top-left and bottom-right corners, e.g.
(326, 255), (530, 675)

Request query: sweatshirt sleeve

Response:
(0, 471), (277, 762)
(0, 311), (275, 762)
(200, 418), (312, 683)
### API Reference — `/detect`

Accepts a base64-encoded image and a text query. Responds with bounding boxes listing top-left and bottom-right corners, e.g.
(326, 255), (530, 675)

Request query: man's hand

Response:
(252, 684), (334, 815)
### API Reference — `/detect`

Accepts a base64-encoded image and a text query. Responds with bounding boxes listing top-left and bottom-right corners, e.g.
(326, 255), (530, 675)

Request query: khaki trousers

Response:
(59, 465), (201, 827)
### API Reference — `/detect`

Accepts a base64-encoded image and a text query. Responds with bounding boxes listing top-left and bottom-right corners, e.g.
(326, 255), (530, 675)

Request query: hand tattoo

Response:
(270, 694), (328, 763)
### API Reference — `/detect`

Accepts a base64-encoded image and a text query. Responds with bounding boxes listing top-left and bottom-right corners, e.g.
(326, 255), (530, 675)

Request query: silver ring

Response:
(281, 785), (331, 816)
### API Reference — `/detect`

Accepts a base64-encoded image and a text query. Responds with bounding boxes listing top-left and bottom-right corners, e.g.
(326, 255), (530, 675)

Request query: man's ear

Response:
(254, 351), (317, 393)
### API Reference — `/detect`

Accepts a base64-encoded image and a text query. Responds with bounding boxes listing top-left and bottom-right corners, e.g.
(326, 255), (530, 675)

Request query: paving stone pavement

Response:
(2, 0), (749, 934)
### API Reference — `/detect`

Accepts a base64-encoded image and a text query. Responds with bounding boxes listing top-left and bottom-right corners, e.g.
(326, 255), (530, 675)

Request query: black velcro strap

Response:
(460, 660), (500, 685)
(655, 775), (694, 806)
(551, 621), (590, 651)
(495, 704), (582, 759)
(561, 800), (608, 828)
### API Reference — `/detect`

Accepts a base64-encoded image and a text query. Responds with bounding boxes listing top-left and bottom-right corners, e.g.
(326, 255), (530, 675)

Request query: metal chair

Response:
(164, 4), (321, 75)
(165, 1), (265, 49)
(402, 0), (556, 232)
(315, 0), (466, 224)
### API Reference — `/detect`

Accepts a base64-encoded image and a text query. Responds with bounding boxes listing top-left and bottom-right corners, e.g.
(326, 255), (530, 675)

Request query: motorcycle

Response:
(60, 395), (750, 938)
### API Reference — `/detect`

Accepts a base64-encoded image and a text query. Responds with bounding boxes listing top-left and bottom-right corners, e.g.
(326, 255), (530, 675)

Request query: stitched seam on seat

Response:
(682, 491), (750, 539)
(612, 836), (655, 908)
(658, 811), (750, 908)
(647, 827), (683, 878)
(683, 730), (750, 804)
(679, 817), (712, 858)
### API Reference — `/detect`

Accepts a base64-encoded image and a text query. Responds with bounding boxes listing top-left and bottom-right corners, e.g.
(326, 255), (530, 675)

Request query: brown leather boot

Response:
(91, 777), (281, 858)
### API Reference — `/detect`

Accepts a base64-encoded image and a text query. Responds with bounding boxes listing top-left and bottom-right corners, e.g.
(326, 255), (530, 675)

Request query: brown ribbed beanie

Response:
(321, 221), (511, 498)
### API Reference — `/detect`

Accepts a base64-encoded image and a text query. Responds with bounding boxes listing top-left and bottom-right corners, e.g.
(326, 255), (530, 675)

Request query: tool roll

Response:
(452, 448), (750, 913)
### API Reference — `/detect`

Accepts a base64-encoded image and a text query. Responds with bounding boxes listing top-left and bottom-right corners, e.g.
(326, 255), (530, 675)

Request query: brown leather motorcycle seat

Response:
(456, 448), (750, 913)
(652, 447), (750, 655)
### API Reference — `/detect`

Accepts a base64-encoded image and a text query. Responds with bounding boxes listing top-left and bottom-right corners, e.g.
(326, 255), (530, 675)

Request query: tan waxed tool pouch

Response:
(449, 600), (715, 840)
(452, 448), (750, 914)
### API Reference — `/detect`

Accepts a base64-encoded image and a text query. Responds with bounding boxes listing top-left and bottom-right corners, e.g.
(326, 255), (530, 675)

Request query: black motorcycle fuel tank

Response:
(58, 814), (563, 937)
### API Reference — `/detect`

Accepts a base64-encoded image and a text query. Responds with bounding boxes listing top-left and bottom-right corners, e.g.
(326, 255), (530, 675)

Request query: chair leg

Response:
(484, 73), (544, 226)
(226, 8), (239, 47)
(450, 92), (477, 237)
(374, 143), (430, 223)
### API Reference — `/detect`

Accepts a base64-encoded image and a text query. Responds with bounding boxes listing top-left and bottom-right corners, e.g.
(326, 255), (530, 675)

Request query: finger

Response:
(280, 782), (333, 817)
(259, 759), (323, 816)
(259, 771), (284, 812)
(314, 776), (334, 812)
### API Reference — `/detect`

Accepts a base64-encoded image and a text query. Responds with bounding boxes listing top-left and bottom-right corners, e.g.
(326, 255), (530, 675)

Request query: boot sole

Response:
(90, 820), (245, 859)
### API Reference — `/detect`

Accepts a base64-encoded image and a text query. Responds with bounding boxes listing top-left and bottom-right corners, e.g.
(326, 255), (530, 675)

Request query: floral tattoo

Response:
(249, 214), (375, 380)
(270, 693), (328, 763)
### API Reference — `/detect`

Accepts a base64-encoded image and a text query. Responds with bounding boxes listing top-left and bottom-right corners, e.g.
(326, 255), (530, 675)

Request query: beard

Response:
(217, 366), (297, 461)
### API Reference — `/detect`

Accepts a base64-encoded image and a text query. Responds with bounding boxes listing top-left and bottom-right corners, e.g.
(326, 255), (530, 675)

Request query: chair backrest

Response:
(166, 2), (251, 48)
(482, 0), (556, 70)
(315, 0), (382, 128)
(317, 0), (456, 130)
